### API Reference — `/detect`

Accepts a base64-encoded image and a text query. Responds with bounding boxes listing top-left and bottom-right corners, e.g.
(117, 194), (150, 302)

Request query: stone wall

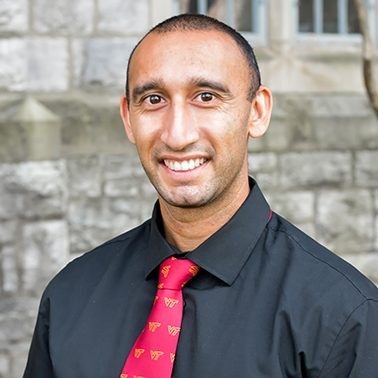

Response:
(0, 1), (377, 377)
(0, 93), (377, 377)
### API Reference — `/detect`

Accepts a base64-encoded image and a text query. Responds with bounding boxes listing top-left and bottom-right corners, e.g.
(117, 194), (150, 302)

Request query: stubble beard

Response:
(142, 162), (245, 211)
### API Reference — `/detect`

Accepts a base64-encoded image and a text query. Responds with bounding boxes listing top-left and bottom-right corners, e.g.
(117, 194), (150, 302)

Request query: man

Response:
(24, 14), (378, 377)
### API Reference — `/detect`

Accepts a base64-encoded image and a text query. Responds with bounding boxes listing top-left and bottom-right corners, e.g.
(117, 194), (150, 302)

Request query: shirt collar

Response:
(145, 177), (271, 286)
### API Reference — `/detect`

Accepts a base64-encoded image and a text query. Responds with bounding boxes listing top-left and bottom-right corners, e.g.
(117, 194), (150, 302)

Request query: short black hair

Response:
(125, 13), (261, 101)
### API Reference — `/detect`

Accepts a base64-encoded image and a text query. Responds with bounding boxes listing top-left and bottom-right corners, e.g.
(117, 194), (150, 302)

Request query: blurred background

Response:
(0, 0), (377, 376)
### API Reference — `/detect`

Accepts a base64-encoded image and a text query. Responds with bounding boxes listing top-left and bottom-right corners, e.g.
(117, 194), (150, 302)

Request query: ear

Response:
(248, 86), (273, 139)
(119, 96), (136, 144)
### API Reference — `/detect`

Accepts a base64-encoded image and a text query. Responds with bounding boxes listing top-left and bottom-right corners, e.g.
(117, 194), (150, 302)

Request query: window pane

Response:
(348, 0), (360, 33)
(181, 0), (198, 13)
(181, 0), (227, 21)
(206, 0), (228, 23)
(236, 0), (252, 32)
(180, 0), (209, 14)
(180, 0), (256, 32)
(299, 0), (314, 33)
(323, 0), (338, 33)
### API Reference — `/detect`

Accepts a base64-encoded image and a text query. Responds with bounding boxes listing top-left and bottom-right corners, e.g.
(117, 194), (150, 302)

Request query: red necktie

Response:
(121, 256), (200, 378)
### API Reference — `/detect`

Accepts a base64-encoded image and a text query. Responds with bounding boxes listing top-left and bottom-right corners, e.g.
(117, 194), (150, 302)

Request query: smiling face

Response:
(121, 29), (271, 211)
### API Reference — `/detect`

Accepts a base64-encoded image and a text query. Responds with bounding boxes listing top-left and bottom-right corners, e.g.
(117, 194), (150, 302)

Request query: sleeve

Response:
(319, 299), (378, 378)
(23, 295), (54, 377)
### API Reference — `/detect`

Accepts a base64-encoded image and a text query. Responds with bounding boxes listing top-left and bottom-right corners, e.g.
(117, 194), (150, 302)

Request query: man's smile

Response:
(163, 158), (207, 172)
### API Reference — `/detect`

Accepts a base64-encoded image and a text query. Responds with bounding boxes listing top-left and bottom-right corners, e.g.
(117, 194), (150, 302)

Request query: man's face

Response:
(122, 29), (267, 209)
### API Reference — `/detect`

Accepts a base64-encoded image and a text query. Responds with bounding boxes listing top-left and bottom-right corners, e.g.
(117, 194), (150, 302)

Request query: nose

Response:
(160, 100), (200, 150)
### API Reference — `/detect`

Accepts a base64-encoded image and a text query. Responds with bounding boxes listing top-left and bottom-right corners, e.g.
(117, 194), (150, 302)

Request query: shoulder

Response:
(267, 213), (378, 303)
(265, 213), (378, 363)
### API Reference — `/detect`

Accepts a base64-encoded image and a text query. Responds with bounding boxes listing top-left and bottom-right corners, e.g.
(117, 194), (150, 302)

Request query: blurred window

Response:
(178, 0), (265, 34)
(298, 0), (362, 34)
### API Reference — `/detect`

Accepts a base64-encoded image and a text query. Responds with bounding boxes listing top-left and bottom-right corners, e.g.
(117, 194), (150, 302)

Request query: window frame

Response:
(294, 0), (377, 44)
(172, 0), (267, 44)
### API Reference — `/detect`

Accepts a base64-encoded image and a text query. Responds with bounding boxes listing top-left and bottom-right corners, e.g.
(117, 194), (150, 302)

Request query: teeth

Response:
(164, 158), (206, 172)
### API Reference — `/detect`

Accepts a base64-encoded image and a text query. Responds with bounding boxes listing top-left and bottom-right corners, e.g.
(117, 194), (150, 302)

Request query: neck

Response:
(159, 177), (250, 252)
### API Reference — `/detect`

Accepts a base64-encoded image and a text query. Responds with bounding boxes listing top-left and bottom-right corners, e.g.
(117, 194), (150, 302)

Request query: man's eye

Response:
(199, 92), (214, 102)
(147, 95), (162, 105)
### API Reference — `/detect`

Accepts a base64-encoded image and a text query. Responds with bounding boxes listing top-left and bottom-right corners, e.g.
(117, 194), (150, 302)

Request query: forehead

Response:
(128, 29), (250, 89)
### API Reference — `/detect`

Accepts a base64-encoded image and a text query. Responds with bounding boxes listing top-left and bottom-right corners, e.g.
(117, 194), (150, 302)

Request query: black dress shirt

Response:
(24, 179), (378, 377)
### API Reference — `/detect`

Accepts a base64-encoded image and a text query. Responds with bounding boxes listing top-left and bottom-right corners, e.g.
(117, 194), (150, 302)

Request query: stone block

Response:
(40, 96), (131, 157)
(104, 178), (140, 198)
(0, 38), (69, 91)
(0, 0), (27, 32)
(97, 0), (149, 34)
(104, 155), (156, 199)
(248, 152), (277, 172)
(0, 221), (17, 244)
(0, 185), (18, 221)
(89, 107), (130, 155)
(0, 165), (18, 220)
(140, 180), (157, 199)
(21, 220), (69, 294)
(9, 341), (30, 378)
(67, 156), (102, 198)
(316, 190), (374, 255)
(75, 38), (138, 90)
(1, 244), (18, 293)
(104, 154), (144, 180)
(0, 353), (10, 378)
(310, 95), (373, 118)
(0, 300), (38, 378)
(279, 152), (352, 188)
(33, 0), (93, 34)
(272, 96), (316, 151)
(314, 117), (378, 150)
(26, 38), (69, 91)
(71, 39), (84, 88)
(0, 97), (62, 162)
(247, 137), (265, 152)
(266, 191), (315, 224)
(68, 198), (139, 254)
(248, 152), (278, 189)
(5, 161), (67, 219)
(109, 197), (146, 217)
(139, 200), (155, 223)
(264, 117), (291, 151)
(0, 39), (26, 91)
(0, 298), (38, 344)
(355, 151), (378, 187)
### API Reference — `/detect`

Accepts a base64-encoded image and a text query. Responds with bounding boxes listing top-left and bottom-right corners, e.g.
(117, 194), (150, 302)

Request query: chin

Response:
(160, 189), (216, 209)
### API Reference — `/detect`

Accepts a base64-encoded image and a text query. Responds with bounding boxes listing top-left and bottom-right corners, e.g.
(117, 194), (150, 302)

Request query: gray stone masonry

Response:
(0, 38), (69, 92)
(0, 0), (28, 33)
(0, 93), (377, 377)
(33, 0), (94, 35)
(0, 0), (149, 94)
(97, 0), (149, 34)
(0, 0), (377, 375)
(0, 97), (61, 162)
(76, 37), (138, 90)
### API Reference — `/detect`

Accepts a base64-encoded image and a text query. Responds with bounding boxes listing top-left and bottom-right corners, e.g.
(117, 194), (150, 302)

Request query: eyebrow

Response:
(132, 79), (164, 103)
(131, 77), (232, 103)
(188, 77), (231, 95)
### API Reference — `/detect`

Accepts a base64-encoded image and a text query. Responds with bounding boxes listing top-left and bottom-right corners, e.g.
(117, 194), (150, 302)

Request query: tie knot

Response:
(158, 256), (200, 290)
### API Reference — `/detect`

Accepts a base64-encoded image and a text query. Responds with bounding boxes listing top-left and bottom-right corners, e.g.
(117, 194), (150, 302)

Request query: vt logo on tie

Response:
(121, 256), (200, 378)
